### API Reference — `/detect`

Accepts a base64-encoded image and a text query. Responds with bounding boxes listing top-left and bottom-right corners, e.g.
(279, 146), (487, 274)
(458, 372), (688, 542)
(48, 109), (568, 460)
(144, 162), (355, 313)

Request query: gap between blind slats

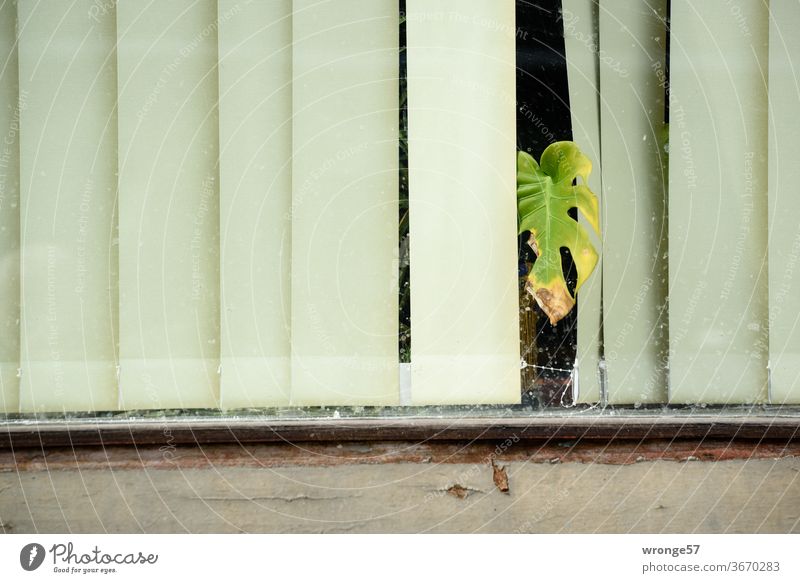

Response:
(598, 0), (668, 405)
(562, 0), (603, 404)
(406, 0), (520, 405)
(668, 0), (769, 404)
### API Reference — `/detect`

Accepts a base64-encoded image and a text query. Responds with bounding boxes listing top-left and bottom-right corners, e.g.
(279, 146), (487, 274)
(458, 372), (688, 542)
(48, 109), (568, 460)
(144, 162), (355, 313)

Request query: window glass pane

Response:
(1, 0), (798, 418)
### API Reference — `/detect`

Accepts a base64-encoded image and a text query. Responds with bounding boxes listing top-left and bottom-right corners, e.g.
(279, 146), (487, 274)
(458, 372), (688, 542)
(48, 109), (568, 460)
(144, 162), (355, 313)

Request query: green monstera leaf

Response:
(517, 141), (600, 325)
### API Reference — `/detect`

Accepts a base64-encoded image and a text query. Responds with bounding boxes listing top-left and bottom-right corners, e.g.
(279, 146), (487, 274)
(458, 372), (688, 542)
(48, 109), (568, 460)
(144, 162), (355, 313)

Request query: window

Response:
(1, 0), (799, 445)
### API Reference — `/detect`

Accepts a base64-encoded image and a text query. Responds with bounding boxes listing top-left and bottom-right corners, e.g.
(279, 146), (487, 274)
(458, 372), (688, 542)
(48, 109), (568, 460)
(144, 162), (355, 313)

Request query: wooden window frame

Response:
(2, 407), (800, 448)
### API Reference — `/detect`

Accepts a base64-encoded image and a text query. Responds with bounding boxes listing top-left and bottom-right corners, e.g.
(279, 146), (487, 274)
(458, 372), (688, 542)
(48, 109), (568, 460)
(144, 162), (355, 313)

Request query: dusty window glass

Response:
(1, 0), (798, 421)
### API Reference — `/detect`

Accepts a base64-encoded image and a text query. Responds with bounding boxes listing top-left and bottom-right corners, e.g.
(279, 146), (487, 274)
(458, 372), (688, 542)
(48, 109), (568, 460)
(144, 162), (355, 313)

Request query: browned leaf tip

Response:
(526, 280), (575, 326)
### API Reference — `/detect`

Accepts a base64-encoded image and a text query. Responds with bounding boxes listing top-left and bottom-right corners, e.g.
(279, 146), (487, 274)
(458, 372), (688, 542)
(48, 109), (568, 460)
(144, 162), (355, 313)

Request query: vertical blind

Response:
(599, 0), (668, 405)
(563, 0), (603, 403)
(18, 0), (119, 412)
(565, 0), (799, 405)
(768, 0), (800, 405)
(0, 0), (18, 413)
(406, 0), (519, 405)
(668, 0), (769, 404)
(2, 0), (800, 413)
(0, 0), (521, 413)
(290, 0), (400, 406)
(218, 0), (292, 408)
(117, 0), (220, 410)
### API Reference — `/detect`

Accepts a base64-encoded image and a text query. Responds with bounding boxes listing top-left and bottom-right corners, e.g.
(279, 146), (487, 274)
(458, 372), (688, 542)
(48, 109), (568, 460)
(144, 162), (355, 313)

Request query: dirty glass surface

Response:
(1, 0), (799, 424)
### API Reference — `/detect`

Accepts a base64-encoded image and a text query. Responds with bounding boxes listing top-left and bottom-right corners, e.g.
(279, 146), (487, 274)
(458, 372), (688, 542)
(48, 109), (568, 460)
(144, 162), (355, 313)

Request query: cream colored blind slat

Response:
(562, 0), (603, 403)
(669, 0), (769, 404)
(290, 0), (399, 406)
(117, 0), (220, 409)
(599, 0), (668, 404)
(407, 0), (520, 405)
(0, 0), (19, 413)
(768, 1), (800, 404)
(18, 0), (118, 412)
(218, 0), (292, 408)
